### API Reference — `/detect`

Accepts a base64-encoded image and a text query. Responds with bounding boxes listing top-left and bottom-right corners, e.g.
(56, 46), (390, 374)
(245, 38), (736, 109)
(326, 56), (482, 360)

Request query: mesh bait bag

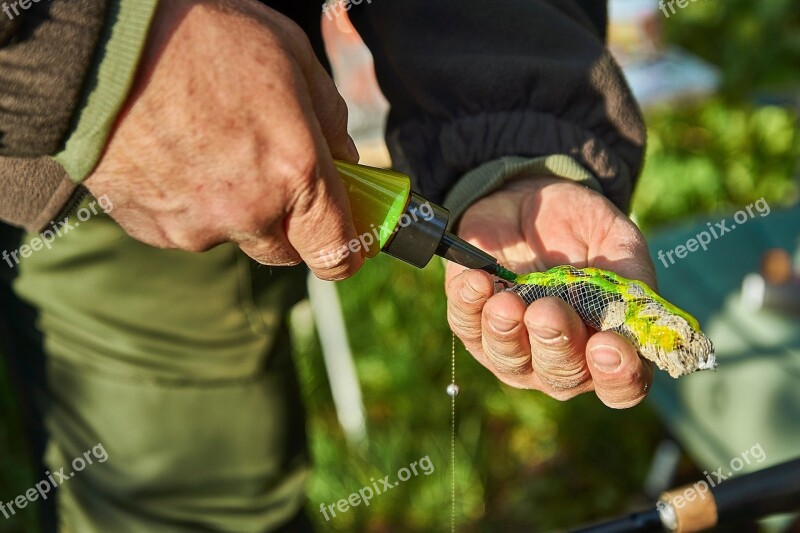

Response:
(509, 265), (715, 378)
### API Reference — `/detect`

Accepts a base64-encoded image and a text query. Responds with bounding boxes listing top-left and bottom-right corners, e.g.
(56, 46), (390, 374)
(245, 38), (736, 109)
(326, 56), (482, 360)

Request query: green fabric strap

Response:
(442, 155), (603, 230)
(52, 0), (160, 183)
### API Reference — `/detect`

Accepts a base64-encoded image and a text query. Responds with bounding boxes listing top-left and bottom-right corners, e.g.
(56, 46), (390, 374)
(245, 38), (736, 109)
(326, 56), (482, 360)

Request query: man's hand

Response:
(446, 177), (657, 408)
(85, 0), (362, 280)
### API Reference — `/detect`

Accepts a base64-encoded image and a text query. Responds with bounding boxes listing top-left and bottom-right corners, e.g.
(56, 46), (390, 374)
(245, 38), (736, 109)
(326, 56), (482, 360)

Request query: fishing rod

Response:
(570, 457), (800, 532)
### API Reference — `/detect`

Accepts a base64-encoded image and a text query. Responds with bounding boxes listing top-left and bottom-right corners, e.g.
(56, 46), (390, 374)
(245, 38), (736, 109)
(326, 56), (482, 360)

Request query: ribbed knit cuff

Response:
(52, 0), (160, 182)
(442, 155), (603, 230)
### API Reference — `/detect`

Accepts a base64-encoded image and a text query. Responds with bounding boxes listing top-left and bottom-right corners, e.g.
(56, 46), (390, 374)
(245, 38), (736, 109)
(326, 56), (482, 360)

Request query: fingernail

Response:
(460, 278), (483, 303)
(528, 323), (562, 341)
(590, 345), (622, 371)
(490, 313), (517, 333)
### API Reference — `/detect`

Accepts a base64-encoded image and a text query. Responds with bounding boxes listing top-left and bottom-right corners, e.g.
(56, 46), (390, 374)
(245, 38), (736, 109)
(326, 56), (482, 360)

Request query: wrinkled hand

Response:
(446, 177), (657, 408)
(85, 0), (363, 280)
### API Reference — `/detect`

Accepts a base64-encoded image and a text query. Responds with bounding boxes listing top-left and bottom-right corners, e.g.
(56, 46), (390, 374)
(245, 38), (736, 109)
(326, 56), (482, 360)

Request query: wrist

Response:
(442, 155), (603, 232)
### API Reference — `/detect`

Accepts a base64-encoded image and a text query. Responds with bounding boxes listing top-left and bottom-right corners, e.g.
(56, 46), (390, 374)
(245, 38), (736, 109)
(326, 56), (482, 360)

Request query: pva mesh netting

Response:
(509, 266), (716, 378)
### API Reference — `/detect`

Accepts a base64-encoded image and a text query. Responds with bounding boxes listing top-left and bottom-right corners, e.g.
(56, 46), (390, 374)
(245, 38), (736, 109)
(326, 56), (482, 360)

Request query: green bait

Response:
(510, 265), (716, 378)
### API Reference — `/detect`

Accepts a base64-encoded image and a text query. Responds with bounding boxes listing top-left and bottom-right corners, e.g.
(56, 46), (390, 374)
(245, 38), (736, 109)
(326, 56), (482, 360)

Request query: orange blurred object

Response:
(761, 248), (793, 284)
(322, 12), (390, 167)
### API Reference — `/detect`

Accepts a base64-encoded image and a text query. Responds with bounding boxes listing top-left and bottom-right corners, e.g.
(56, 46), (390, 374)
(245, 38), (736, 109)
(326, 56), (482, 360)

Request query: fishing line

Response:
(448, 333), (459, 532)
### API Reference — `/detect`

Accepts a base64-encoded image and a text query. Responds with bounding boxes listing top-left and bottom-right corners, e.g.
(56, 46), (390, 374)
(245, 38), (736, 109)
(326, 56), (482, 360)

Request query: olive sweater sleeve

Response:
(0, 0), (158, 232)
(348, 0), (645, 222)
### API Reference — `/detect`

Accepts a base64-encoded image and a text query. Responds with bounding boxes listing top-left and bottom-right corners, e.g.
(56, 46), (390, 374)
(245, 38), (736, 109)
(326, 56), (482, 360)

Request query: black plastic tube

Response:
(435, 232), (517, 281)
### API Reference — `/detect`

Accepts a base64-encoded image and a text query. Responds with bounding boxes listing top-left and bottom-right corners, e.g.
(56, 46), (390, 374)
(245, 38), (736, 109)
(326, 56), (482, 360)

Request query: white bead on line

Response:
(446, 383), (460, 397)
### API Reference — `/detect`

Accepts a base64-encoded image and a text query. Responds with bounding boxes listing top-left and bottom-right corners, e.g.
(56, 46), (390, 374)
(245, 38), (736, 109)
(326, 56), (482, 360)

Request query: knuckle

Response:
(482, 332), (531, 376)
(487, 332), (525, 353)
(154, 219), (219, 253)
(546, 387), (584, 402)
(485, 348), (530, 376)
(447, 303), (478, 329)
(310, 252), (361, 281)
(285, 157), (324, 217)
(249, 253), (302, 267)
(283, 20), (314, 54)
(227, 212), (265, 237)
(531, 345), (586, 377)
(169, 233), (216, 253)
(447, 309), (481, 343)
(235, 234), (301, 266)
(534, 359), (592, 392)
(246, 249), (301, 267)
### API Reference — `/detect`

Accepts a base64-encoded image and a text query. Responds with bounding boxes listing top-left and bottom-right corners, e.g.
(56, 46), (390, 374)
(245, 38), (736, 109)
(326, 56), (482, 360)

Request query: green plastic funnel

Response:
(335, 161), (411, 256)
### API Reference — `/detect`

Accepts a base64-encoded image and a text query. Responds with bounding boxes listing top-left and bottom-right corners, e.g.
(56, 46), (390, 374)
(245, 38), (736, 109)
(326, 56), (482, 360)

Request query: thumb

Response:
(286, 155), (365, 281)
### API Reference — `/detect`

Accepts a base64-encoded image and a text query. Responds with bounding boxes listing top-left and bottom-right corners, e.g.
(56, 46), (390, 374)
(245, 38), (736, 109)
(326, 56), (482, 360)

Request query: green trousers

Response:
(11, 201), (311, 532)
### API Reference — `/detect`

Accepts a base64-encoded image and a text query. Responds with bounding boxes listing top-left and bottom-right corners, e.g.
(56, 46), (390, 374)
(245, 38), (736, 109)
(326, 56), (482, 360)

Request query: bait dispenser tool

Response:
(335, 161), (515, 281)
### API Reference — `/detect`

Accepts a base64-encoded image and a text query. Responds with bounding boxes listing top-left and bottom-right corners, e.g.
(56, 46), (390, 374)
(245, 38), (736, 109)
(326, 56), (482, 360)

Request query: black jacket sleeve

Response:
(349, 0), (645, 211)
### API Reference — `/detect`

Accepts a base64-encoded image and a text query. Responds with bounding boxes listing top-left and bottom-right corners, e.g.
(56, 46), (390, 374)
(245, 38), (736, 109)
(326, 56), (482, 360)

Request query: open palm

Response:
(446, 176), (657, 408)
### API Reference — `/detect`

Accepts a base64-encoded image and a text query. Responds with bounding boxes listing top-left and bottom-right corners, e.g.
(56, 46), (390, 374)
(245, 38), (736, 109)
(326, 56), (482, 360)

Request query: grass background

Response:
(1, 1), (799, 531)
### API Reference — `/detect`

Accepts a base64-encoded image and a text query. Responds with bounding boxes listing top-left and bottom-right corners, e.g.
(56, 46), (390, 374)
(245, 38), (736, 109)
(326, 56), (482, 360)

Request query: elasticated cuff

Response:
(52, 0), (160, 183)
(442, 155), (603, 230)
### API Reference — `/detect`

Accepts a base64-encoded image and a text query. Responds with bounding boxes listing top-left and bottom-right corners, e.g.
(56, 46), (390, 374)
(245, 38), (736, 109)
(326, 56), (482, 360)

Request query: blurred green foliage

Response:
(663, 0), (800, 98)
(633, 100), (799, 231)
(633, 0), (800, 230)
